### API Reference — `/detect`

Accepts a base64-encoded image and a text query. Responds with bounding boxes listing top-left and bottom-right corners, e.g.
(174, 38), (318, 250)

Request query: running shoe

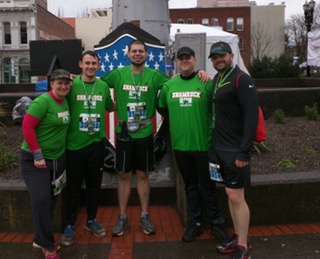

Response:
(60, 225), (75, 247)
(85, 219), (106, 237)
(140, 214), (156, 235)
(112, 217), (129, 236)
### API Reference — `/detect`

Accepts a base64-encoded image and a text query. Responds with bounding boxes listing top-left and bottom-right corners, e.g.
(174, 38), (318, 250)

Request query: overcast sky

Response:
(47, 0), (306, 20)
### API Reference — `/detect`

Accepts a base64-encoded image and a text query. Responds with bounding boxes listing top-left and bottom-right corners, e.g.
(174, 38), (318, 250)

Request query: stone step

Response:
(1, 157), (319, 231)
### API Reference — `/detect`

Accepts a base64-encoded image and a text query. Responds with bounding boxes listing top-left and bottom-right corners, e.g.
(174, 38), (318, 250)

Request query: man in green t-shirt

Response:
(158, 46), (230, 244)
(101, 39), (169, 236)
(60, 51), (114, 247)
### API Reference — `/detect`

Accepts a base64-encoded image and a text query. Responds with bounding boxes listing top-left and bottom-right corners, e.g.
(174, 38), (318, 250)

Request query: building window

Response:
(227, 18), (234, 31)
(202, 18), (209, 26)
(211, 18), (219, 26)
(177, 19), (185, 24)
(187, 18), (194, 24)
(19, 58), (31, 83)
(236, 18), (244, 31)
(3, 58), (13, 83)
(3, 22), (11, 44)
(20, 22), (28, 44)
(239, 37), (244, 50)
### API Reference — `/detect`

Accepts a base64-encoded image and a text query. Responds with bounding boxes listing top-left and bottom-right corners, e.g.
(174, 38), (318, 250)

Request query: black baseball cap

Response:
(208, 41), (232, 58)
(50, 69), (73, 81)
(177, 46), (195, 58)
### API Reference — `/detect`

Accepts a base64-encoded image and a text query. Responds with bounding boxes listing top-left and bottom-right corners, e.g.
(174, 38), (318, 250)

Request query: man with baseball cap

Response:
(176, 46), (195, 57)
(208, 41), (233, 58)
(158, 46), (230, 244)
(208, 41), (258, 259)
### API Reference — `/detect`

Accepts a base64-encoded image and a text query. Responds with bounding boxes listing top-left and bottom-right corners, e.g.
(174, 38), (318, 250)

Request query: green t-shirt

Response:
(66, 77), (113, 150)
(21, 93), (70, 160)
(158, 75), (212, 151)
(101, 66), (168, 138)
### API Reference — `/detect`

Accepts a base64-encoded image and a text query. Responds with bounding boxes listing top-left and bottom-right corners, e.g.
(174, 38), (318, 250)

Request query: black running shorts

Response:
(208, 148), (251, 188)
(115, 133), (155, 173)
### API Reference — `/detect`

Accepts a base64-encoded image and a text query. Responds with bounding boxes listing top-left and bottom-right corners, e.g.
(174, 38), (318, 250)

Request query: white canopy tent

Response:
(170, 23), (248, 77)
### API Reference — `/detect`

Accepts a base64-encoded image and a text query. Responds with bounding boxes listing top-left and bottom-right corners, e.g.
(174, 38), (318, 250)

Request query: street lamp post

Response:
(303, 0), (316, 77)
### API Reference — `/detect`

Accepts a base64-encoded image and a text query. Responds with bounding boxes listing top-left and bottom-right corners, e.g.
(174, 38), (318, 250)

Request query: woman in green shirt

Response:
(20, 69), (72, 259)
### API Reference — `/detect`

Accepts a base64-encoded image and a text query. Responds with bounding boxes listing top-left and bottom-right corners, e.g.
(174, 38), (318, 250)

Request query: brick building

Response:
(197, 0), (248, 7)
(169, 6), (251, 67)
(0, 0), (76, 84)
(170, 1), (285, 68)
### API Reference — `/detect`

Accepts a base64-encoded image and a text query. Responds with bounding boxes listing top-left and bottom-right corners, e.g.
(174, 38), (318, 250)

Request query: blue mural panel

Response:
(95, 34), (166, 77)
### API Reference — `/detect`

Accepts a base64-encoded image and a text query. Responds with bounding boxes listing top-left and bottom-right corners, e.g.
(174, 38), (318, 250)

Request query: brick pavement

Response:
(1, 205), (320, 259)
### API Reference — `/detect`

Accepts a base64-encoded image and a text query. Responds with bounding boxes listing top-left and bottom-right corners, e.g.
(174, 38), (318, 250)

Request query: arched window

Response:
(20, 21), (28, 44)
(211, 18), (219, 26)
(19, 58), (31, 83)
(187, 18), (194, 24)
(227, 18), (234, 31)
(202, 18), (209, 26)
(236, 18), (244, 31)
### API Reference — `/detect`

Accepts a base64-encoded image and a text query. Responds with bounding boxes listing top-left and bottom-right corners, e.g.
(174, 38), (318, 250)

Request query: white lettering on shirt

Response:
(171, 91), (201, 98)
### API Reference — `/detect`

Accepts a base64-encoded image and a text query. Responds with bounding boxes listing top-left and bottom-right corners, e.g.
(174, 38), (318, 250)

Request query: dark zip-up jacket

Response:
(211, 65), (258, 161)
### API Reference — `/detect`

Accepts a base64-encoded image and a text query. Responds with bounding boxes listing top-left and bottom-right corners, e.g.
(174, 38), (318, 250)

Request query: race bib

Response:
(52, 171), (66, 196)
(79, 113), (101, 133)
(127, 102), (146, 122)
(209, 162), (224, 182)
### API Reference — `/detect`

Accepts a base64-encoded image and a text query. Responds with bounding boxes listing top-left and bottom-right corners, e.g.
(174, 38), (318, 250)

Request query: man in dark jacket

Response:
(208, 41), (258, 259)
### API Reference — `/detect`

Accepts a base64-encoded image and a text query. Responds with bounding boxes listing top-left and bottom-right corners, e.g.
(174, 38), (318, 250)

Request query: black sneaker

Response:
(182, 223), (203, 242)
(211, 224), (231, 243)
(216, 233), (238, 254)
(233, 244), (251, 259)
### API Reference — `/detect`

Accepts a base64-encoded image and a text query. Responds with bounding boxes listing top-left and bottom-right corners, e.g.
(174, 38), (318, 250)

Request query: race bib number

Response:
(79, 113), (101, 132)
(127, 102), (146, 122)
(52, 171), (66, 196)
(209, 162), (224, 182)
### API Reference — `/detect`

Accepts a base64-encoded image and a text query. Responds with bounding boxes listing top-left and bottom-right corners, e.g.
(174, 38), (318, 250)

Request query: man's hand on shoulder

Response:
(198, 70), (211, 82)
(70, 74), (79, 80)
(171, 73), (180, 79)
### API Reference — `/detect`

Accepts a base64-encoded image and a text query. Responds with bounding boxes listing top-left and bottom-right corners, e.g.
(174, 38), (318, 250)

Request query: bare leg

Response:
(118, 171), (132, 215)
(226, 187), (250, 249)
(228, 197), (238, 234)
(136, 170), (150, 213)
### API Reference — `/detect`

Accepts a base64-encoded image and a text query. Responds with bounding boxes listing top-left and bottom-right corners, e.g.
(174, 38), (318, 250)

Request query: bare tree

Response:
(285, 14), (305, 60)
(285, 4), (320, 63)
(251, 22), (276, 61)
(79, 7), (90, 17)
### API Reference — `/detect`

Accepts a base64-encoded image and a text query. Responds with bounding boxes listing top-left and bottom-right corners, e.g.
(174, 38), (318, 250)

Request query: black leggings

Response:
(65, 139), (105, 225)
(174, 150), (225, 226)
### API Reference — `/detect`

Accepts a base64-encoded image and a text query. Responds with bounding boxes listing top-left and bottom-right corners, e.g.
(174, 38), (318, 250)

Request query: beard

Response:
(214, 59), (233, 73)
(131, 60), (145, 67)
